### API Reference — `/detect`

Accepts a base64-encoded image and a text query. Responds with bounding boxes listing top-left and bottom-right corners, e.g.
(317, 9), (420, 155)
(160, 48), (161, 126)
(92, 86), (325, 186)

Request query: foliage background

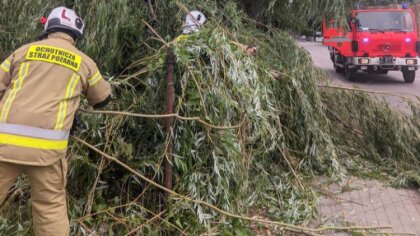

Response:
(0, 0), (419, 235)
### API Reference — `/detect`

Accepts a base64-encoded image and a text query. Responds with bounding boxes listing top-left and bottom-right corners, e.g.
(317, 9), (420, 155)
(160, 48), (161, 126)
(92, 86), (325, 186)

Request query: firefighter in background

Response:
(181, 10), (207, 35)
(0, 6), (111, 235)
(176, 10), (258, 55)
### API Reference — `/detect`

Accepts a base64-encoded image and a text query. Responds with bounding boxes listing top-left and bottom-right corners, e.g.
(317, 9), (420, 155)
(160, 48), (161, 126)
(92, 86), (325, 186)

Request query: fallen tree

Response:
(0, 0), (419, 235)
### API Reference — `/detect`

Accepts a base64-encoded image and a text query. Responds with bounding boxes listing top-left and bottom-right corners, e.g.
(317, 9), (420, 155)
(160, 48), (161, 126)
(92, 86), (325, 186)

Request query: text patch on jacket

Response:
(26, 45), (82, 72)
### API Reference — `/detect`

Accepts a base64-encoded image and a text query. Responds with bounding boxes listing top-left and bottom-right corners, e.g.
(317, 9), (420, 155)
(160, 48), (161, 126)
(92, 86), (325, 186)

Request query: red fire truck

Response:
(322, 3), (419, 83)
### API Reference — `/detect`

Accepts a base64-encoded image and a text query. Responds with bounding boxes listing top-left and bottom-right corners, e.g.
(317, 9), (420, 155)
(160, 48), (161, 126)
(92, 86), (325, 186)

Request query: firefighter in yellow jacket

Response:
(0, 6), (111, 235)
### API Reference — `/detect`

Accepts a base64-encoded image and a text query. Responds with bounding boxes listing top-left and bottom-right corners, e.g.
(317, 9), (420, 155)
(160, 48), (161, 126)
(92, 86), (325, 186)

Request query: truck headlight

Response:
(406, 59), (417, 65)
(358, 58), (369, 64)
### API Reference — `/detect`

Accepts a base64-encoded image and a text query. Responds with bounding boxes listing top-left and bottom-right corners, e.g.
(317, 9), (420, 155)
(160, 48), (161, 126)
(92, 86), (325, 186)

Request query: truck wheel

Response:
(333, 53), (343, 73)
(344, 63), (355, 81)
(334, 64), (343, 73)
(403, 71), (415, 83)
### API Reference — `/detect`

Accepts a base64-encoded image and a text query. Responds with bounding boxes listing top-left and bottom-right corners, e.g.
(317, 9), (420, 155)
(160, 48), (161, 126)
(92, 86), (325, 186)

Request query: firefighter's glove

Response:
(70, 113), (86, 135)
(246, 45), (258, 56)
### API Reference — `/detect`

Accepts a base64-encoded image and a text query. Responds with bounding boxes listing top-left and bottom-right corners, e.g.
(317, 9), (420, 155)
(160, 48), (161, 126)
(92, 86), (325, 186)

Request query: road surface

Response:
(302, 42), (420, 235)
(300, 42), (420, 112)
(316, 176), (420, 235)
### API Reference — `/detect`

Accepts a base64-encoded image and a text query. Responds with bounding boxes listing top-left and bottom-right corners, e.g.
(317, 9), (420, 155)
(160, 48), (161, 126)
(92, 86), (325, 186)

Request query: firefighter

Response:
(182, 10), (207, 35)
(176, 11), (258, 55)
(0, 6), (111, 235)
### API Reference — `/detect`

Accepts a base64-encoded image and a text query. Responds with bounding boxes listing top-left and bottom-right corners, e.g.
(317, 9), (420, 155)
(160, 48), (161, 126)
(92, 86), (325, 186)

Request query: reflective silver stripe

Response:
(89, 74), (102, 86)
(0, 123), (69, 140)
(88, 71), (102, 86)
(324, 37), (352, 43)
(55, 73), (79, 130)
(0, 60), (11, 72)
(0, 62), (30, 122)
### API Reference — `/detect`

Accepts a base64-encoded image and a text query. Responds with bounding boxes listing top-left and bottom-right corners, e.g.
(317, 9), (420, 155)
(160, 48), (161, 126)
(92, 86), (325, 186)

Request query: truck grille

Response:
(374, 43), (401, 53)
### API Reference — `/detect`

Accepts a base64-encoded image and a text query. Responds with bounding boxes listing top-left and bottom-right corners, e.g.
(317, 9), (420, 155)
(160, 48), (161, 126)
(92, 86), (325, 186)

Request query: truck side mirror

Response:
(351, 18), (360, 28)
(347, 16), (352, 28)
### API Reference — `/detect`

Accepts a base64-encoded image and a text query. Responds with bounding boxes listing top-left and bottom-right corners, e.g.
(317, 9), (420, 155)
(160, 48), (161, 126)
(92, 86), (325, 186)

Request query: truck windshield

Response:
(356, 11), (414, 32)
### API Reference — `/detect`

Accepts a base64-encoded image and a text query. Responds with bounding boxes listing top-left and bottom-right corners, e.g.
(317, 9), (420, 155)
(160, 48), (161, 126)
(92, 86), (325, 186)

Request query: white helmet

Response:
(182, 11), (206, 34)
(44, 7), (84, 39)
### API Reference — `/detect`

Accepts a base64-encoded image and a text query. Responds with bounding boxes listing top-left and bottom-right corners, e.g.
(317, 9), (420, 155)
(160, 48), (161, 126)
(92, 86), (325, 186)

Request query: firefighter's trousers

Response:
(0, 158), (69, 236)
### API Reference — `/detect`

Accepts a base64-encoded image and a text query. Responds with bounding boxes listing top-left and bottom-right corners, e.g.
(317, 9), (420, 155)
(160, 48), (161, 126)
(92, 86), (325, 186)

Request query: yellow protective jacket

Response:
(0, 32), (111, 166)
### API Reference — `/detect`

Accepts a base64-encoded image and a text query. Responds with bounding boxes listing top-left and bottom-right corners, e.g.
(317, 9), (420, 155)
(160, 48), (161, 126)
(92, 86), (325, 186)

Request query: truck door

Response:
(322, 19), (353, 55)
(323, 20), (342, 39)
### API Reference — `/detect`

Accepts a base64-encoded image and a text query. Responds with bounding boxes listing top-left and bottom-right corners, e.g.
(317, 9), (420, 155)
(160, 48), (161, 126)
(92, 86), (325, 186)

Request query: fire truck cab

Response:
(323, 3), (419, 83)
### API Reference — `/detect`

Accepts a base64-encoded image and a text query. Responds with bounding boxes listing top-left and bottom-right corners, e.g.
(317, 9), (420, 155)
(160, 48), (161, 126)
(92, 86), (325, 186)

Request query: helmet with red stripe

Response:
(182, 11), (206, 34)
(44, 7), (84, 40)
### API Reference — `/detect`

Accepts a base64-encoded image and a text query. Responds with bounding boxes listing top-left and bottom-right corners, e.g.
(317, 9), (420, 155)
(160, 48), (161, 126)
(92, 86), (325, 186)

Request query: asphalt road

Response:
(300, 42), (420, 112)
